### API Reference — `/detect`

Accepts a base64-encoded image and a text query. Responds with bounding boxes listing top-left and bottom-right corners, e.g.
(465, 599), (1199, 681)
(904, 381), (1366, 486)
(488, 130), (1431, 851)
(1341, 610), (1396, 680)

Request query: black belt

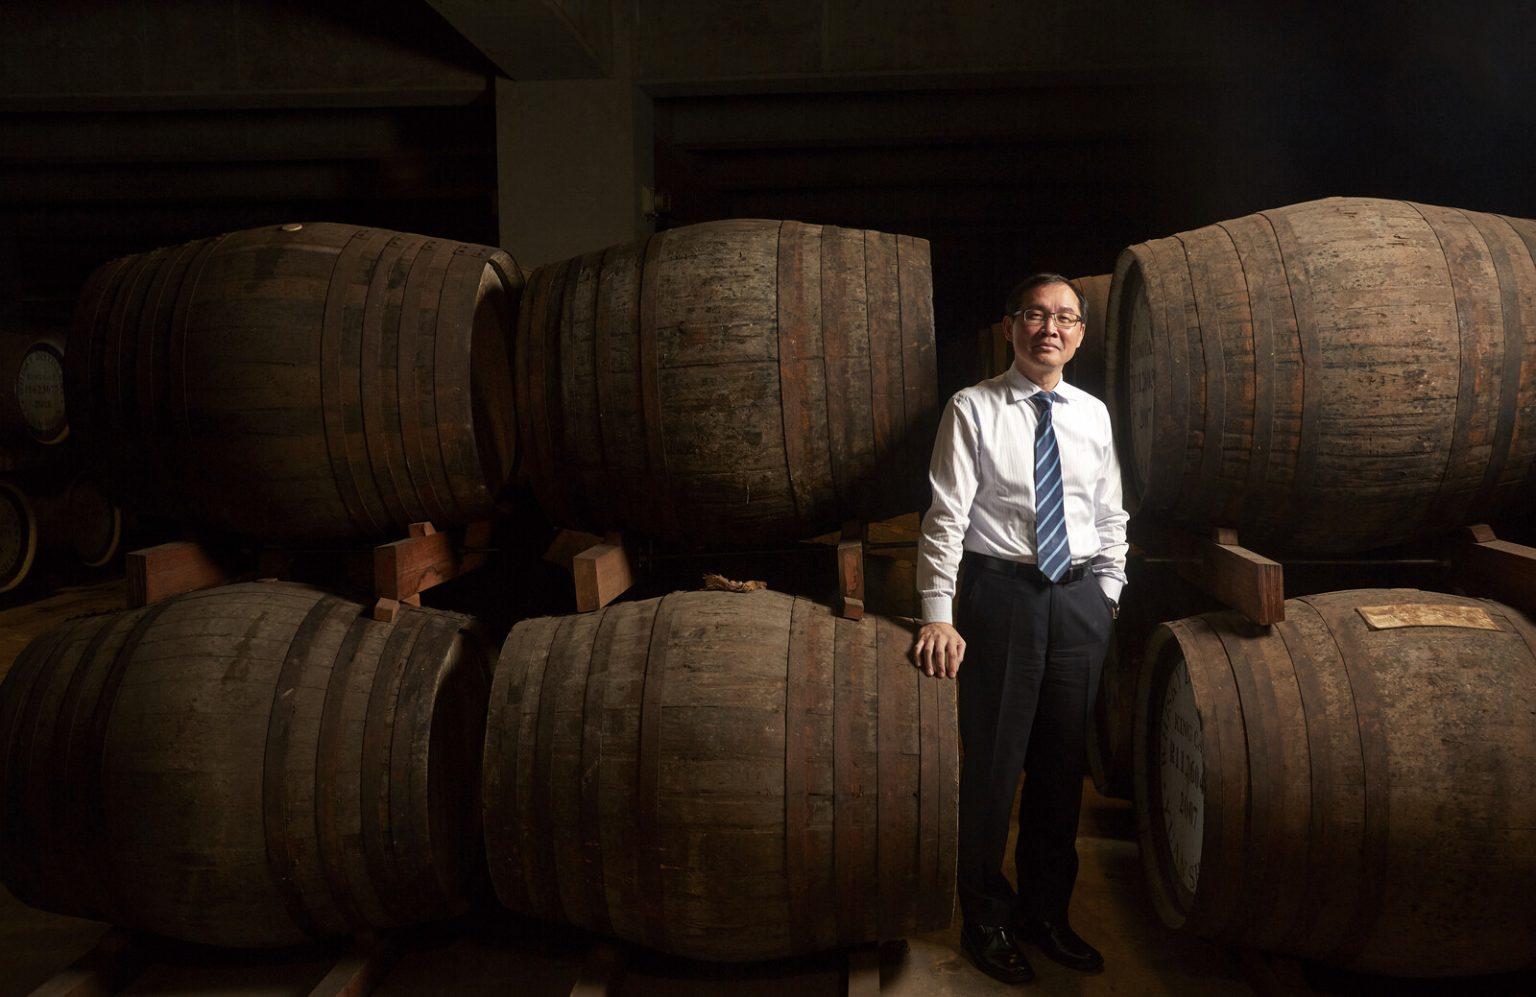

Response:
(963, 550), (1092, 584)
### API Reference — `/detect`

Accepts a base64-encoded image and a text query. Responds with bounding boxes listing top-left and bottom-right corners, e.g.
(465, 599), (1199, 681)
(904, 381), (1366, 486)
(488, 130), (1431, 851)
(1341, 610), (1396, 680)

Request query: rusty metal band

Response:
(393, 616), (463, 920)
(1262, 210), (1324, 546)
(359, 607), (427, 924)
(1218, 219), (1278, 528)
(262, 595), (350, 940)
(1211, 619), (1289, 944)
(168, 234), (227, 455)
(874, 615), (905, 940)
(916, 639), (941, 933)
(783, 597), (816, 954)
(832, 615), (873, 941)
(1307, 598), (1391, 966)
(356, 233), (415, 528)
(529, 614), (580, 926)
(637, 235), (679, 538)
(635, 594), (676, 949)
(1176, 232), (1228, 526)
(1464, 211), (1529, 519)
(777, 222), (819, 566)
(579, 606), (621, 936)
(79, 600), (174, 920)
(399, 238), (459, 527)
(312, 610), (375, 931)
(1138, 242), (1185, 511)
(320, 227), (387, 537)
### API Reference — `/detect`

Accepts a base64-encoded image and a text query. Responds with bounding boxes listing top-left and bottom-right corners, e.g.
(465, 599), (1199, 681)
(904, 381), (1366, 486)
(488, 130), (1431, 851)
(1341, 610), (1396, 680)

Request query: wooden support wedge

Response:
(845, 943), (882, 996)
(125, 540), (242, 608)
(373, 521), (491, 603)
(838, 520), (867, 620)
(307, 937), (401, 997)
(574, 537), (633, 613)
(568, 941), (627, 997)
(1129, 520), (1284, 625)
(1205, 529), (1285, 625)
(1451, 523), (1536, 616)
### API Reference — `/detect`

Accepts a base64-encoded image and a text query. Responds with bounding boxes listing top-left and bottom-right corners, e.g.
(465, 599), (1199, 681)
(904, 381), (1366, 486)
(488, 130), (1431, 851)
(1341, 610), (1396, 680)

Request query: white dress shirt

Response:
(917, 366), (1129, 624)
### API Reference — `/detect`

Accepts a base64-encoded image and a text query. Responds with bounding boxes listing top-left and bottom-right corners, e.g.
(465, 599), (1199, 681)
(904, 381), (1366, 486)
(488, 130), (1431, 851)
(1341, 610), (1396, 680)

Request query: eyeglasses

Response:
(1011, 308), (1082, 331)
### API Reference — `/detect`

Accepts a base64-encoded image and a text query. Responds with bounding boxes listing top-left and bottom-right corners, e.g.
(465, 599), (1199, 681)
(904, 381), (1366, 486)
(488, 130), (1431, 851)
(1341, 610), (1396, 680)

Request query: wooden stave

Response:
(1133, 587), (1536, 976)
(518, 220), (939, 547)
(66, 223), (521, 542)
(0, 581), (490, 947)
(482, 589), (956, 962)
(1107, 197), (1536, 553)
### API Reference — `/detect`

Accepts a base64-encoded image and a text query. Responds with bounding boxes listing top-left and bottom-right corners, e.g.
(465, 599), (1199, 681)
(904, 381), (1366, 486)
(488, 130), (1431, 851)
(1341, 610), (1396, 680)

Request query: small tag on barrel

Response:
(1357, 604), (1501, 631)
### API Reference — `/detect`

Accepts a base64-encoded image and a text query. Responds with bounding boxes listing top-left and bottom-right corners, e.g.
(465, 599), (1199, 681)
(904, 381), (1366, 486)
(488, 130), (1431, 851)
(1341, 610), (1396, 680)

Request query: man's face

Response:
(1005, 281), (1084, 378)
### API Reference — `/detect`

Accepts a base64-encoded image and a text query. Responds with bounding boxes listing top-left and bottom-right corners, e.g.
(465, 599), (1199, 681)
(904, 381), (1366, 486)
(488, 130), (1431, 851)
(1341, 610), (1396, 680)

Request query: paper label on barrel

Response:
(1357, 604), (1500, 631)
(1159, 659), (1204, 895)
(16, 347), (65, 438)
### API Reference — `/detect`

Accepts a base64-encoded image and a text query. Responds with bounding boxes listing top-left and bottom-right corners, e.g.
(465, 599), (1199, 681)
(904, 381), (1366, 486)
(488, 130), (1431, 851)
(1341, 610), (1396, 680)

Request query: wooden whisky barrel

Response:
(1106, 197), (1536, 553)
(483, 589), (957, 961)
(1087, 559), (1216, 800)
(0, 332), (67, 446)
(67, 223), (521, 541)
(0, 581), (490, 947)
(1067, 272), (1111, 398)
(1133, 588), (1536, 976)
(0, 480), (36, 592)
(516, 220), (939, 546)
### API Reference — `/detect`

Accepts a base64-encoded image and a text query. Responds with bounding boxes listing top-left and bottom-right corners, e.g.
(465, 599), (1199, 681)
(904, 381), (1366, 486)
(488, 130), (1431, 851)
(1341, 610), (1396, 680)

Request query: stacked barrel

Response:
(1095, 198), (1536, 977)
(0, 216), (953, 962)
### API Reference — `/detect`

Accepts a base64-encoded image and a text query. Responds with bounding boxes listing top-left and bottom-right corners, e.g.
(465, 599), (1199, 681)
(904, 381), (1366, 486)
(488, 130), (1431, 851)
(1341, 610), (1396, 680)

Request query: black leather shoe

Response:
(1013, 915), (1104, 973)
(960, 920), (1035, 985)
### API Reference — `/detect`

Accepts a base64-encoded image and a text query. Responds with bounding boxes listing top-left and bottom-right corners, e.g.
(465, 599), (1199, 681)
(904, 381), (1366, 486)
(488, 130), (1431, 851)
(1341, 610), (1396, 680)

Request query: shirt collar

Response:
(1003, 365), (1073, 405)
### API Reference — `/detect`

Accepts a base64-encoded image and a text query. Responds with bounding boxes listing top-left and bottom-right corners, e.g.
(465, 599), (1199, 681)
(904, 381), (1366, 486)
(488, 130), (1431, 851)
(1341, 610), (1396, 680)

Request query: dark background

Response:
(5, 1), (1536, 397)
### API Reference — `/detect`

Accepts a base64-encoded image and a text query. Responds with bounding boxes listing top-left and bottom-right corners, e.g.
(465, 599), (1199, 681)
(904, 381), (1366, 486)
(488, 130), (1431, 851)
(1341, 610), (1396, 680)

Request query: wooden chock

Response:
(1451, 523), (1536, 616)
(838, 520), (867, 620)
(1129, 520), (1284, 625)
(373, 520), (491, 605)
(307, 935), (402, 997)
(574, 533), (633, 613)
(125, 540), (244, 608)
(568, 941), (628, 997)
(845, 942), (881, 996)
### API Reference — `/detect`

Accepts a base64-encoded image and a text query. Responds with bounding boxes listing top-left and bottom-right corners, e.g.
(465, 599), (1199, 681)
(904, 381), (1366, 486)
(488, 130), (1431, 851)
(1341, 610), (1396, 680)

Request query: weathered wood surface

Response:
(66, 223), (521, 542)
(0, 474), (122, 594)
(1087, 557), (1217, 801)
(482, 589), (957, 962)
(0, 581), (490, 947)
(1106, 197), (1536, 553)
(1068, 272), (1112, 398)
(517, 220), (939, 547)
(1133, 587), (1536, 976)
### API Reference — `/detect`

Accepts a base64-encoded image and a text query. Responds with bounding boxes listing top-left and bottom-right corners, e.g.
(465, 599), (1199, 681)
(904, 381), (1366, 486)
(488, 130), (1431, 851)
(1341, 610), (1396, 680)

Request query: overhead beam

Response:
(426, 0), (611, 80)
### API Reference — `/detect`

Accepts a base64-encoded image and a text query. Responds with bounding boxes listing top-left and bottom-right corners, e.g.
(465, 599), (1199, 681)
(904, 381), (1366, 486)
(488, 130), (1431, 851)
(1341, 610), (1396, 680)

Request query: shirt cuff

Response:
(1096, 575), (1124, 604)
(921, 595), (954, 625)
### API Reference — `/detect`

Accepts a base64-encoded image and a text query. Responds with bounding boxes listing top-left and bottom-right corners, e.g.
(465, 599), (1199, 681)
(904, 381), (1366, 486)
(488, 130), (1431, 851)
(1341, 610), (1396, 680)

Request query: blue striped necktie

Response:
(1031, 391), (1071, 582)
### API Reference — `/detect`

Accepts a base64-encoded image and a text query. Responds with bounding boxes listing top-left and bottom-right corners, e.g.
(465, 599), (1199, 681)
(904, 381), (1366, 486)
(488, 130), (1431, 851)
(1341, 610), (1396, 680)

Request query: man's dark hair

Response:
(1005, 272), (1086, 317)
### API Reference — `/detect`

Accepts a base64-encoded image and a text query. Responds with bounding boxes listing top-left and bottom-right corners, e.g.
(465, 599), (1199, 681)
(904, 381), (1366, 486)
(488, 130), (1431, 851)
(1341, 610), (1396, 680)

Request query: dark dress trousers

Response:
(953, 552), (1114, 927)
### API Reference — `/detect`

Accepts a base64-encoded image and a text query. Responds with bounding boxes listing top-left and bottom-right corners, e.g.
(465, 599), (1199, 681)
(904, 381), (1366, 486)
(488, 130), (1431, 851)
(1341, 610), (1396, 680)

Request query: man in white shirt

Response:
(915, 273), (1127, 985)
